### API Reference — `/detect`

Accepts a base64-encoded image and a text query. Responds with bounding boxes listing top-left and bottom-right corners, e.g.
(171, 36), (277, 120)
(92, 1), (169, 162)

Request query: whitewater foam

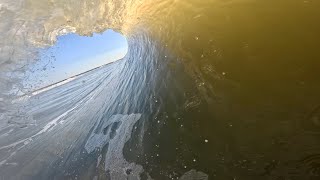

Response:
(85, 114), (146, 179)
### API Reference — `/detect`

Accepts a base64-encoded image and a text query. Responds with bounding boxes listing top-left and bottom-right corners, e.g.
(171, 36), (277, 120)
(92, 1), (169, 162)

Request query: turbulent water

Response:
(1, 0), (320, 179)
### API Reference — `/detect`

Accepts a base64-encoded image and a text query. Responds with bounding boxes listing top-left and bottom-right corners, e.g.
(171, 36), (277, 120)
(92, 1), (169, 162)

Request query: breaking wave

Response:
(1, 0), (320, 179)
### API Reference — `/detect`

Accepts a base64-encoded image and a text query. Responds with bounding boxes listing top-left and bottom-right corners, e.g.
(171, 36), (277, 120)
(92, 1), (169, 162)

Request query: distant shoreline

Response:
(22, 59), (122, 97)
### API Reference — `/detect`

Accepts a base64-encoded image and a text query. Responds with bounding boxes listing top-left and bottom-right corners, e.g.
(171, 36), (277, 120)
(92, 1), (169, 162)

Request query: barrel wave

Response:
(1, 0), (320, 180)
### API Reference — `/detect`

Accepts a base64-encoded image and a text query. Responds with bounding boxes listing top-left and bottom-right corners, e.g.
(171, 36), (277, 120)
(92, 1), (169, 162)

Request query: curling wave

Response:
(1, 0), (320, 179)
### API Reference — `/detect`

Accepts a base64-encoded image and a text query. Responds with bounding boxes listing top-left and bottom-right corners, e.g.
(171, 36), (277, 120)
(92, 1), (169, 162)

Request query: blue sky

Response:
(24, 29), (128, 90)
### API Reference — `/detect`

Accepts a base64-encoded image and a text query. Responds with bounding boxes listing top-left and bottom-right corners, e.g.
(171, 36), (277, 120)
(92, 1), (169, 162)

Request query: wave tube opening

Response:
(21, 29), (128, 94)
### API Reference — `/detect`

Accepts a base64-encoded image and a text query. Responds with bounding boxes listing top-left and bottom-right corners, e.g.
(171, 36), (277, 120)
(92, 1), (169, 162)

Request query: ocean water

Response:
(1, 0), (320, 179)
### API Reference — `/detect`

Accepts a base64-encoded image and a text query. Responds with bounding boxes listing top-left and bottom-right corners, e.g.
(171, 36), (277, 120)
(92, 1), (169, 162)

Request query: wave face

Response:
(1, 0), (320, 179)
